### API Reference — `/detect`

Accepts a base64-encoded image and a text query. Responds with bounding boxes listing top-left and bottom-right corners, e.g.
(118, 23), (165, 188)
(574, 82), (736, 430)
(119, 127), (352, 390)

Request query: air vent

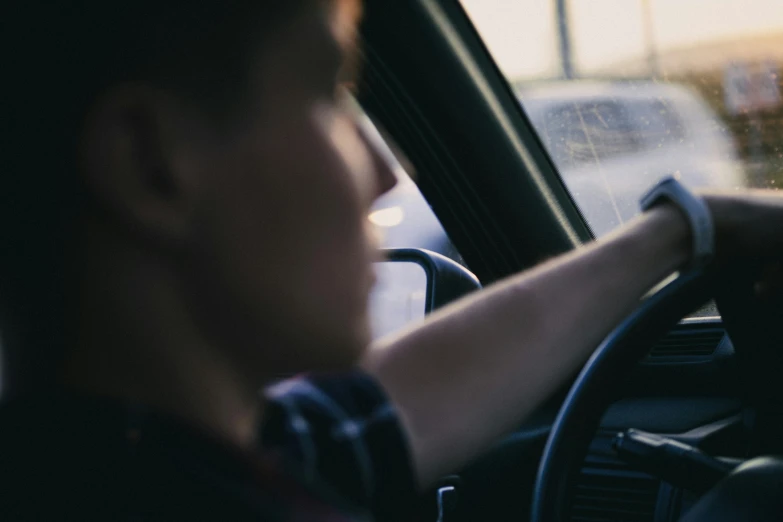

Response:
(647, 327), (725, 359)
(570, 467), (659, 522)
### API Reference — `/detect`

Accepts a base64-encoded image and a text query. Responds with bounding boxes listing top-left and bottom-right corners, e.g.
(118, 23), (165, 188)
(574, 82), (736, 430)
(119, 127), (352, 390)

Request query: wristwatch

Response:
(640, 176), (715, 271)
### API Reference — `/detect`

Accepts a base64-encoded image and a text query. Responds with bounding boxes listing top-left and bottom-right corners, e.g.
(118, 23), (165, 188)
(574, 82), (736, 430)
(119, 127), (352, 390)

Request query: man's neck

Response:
(63, 224), (264, 449)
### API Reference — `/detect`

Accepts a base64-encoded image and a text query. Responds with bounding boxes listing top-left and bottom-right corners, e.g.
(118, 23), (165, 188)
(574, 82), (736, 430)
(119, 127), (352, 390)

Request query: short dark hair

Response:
(1, 0), (330, 392)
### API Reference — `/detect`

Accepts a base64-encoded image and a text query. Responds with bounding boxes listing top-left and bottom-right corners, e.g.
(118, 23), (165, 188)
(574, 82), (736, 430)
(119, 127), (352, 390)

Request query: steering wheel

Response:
(530, 266), (783, 522)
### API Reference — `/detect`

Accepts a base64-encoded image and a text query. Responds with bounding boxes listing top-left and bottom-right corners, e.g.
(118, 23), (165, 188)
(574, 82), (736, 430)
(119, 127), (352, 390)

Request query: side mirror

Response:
(369, 248), (481, 339)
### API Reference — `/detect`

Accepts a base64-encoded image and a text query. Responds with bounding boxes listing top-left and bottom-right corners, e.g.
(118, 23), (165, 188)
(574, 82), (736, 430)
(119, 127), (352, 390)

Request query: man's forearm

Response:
(363, 205), (690, 487)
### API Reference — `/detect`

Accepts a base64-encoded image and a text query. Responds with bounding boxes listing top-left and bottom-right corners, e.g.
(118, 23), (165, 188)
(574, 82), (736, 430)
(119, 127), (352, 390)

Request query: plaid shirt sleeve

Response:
(260, 372), (419, 521)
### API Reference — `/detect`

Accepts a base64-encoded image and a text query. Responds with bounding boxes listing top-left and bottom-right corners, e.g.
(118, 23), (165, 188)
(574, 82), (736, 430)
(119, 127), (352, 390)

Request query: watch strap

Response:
(640, 177), (714, 270)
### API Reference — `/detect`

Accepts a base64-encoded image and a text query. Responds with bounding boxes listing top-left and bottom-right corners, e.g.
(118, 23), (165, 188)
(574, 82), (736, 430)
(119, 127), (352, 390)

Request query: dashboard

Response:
(431, 321), (746, 522)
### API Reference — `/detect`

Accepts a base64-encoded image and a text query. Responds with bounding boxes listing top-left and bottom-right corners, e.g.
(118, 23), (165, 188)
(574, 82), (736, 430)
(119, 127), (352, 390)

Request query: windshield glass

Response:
(460, 0), (783, 240)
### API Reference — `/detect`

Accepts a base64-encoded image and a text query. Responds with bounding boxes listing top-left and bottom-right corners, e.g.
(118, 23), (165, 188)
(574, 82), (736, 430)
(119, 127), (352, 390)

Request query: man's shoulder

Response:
(0, 393), (364, 521)
(265, 371), (394, 424)
(261, 372), (418, 521)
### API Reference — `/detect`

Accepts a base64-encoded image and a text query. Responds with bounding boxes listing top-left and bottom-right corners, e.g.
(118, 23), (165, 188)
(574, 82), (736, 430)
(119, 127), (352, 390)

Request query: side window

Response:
(357, 106), (464, 339)
(369, 261), (428, 340)
(347, 94), (462, 265)
(369, 168), (462, 264)
(368, 165), (465, 340)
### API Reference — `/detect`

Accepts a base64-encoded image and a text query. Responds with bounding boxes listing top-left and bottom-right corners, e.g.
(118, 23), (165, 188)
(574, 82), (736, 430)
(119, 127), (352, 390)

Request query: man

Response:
(3, 0), (783, 520)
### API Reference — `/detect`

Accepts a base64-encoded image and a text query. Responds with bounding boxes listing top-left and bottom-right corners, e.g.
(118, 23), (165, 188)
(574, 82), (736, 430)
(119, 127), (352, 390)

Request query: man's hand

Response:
(364, 190), (783, 489)
(706, 191), (783, 298)
(705, 191), (783, 263)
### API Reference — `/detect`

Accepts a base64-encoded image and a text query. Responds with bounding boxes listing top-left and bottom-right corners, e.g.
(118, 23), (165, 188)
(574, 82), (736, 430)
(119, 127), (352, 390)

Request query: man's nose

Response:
(354, 111), (400, 200)
(369, 139), (398, 199)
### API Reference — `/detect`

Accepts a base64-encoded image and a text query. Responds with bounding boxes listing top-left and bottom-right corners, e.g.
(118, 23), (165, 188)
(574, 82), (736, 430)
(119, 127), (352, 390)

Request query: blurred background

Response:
(371, 0), (783, 249)
(461, 0), (783, 234)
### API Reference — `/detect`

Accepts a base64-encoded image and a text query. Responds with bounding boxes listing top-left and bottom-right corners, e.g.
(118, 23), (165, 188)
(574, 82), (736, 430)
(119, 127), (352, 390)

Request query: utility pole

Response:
(556, 0), (574, 79)
(641, 0), (659, 77)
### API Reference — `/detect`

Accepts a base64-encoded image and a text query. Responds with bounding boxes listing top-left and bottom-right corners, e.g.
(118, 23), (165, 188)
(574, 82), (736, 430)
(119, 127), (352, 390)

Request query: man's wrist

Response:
(640, 177), (715, 271)
(640, 203), (693, 274)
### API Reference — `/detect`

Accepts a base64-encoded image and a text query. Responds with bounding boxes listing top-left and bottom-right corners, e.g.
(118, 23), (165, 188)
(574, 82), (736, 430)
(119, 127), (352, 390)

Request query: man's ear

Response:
(80, 85), (206, 246)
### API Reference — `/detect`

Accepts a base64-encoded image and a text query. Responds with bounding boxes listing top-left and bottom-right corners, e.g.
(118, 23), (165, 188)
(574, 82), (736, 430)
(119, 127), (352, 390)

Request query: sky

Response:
(460, 0), (783, 79)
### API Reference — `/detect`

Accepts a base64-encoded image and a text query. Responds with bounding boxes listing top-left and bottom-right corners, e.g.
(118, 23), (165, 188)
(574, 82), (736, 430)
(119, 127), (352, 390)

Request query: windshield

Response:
(460, 0), (783, 239)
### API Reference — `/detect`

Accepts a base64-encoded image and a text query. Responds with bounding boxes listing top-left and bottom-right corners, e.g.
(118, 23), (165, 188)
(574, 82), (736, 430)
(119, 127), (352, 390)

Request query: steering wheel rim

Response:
(530, 268), (717, 522)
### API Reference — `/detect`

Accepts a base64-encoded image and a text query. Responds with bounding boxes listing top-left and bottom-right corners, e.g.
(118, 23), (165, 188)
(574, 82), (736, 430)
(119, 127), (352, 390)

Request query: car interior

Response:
(5, 0), (782, 521)
(360, 1), (783, 521)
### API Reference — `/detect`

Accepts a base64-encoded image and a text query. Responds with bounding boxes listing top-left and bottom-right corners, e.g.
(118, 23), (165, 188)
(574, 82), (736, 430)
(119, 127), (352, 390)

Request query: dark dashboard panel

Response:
(444, 321), (745, 522)
(571, 410), (746, 522)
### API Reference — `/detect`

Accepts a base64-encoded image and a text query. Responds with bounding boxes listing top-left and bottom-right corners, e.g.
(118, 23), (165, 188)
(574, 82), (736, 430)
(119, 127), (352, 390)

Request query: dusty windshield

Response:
(460, 0), (783, 239)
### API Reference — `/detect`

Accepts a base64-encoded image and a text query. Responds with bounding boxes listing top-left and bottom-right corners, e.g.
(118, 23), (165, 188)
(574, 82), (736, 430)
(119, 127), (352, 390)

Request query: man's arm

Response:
(362, 204), (691, 488)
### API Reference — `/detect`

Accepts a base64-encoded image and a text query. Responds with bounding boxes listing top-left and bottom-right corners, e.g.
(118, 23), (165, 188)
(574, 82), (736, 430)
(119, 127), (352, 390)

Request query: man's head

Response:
(2, 0), (396, 390)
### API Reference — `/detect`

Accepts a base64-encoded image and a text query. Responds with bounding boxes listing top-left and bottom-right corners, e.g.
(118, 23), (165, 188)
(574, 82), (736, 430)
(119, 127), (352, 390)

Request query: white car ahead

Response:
(520, 80), (746, 236)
